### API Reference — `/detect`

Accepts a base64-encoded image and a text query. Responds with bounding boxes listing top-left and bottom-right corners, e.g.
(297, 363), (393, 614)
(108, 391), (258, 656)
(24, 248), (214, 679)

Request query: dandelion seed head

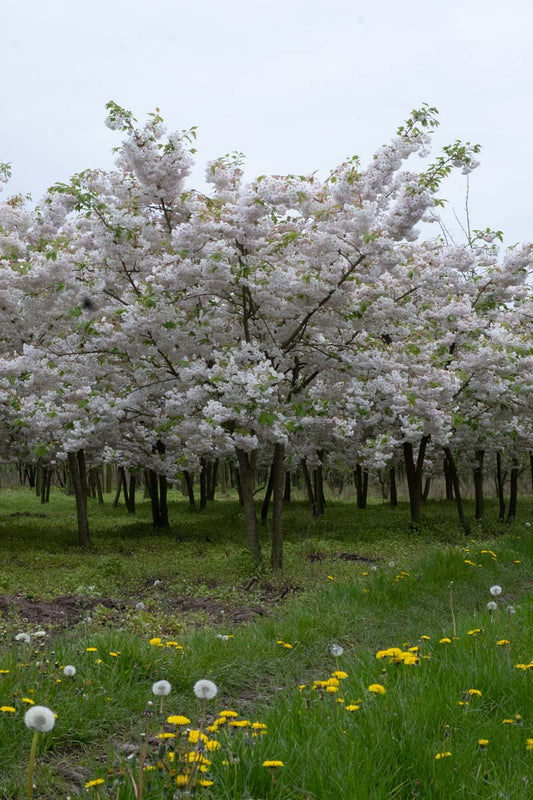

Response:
(152, 680), (171, 696)
(63, 665), (76, 677)
(194, 679), (218, 699)
(15, 633), (31, 644)
(487, 601), (498, 611)
(24, 705), (55, 733)
(490, 585), (502, 597)
(329, 644), (344, 657)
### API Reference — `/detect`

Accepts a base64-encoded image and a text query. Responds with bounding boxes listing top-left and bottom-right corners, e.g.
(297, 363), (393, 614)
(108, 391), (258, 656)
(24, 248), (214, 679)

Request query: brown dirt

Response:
(0, 594), (125, 627)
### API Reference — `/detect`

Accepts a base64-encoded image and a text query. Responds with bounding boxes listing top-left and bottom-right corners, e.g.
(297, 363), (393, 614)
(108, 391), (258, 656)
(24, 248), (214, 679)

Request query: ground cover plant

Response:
(2, 491), (533, 798)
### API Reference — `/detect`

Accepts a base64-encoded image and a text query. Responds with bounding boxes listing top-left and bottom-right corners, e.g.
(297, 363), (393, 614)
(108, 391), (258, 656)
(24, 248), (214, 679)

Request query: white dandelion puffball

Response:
(24, 705), (56, 733)
(193, 679), (218, 699)
(15, 632), (31, 643)
(33, 630), (47, 638)
(526, 522), (531, 528)
(507, 605), (516, 615)
(152, 680), (172, 697)
(388, 561), (395, 568)
(490, 585), (502, 597)
(329, 644), (344, 657)
(216, 634), (230, 641)
(63, 665), (76, 677)
(135, 602), (146, 611)
(487, 601), (498, 611)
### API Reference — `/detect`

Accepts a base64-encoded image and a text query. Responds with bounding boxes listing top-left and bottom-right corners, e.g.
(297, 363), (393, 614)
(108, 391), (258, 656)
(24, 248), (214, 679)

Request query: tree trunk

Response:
(105, 464), (113, 494)
(127, 474), (136, 514)
(93, 468), (104, 504)
(473, 449), (484, 520)
(403, 437), (429, 527)
(496, 452), (506, 522)
(235, 448), (262, 563)
(199, 458), (207, 510)
(443, 447), (469, 534)
(234, 467), (244, 506)
(301, 459), (318, 517)
(261, 460), (275, 524)
(183, 470), (196, 508)
(422, 477), (431, 503)
(271, 443), (285, 570)
(40, 466), (49, 504)
(207, 460), (218, 501)
(158, 474), (169, 528)
(389, 466), (398, 507)
(283, 470), (291, 502)
(145, 469), (162, 527)
(443, 456), (454, 500)
(314, 455), (325, 516)
(507, 462), (519, 521)
(67, 450), (90, 547)
(354, 464), (368, 509)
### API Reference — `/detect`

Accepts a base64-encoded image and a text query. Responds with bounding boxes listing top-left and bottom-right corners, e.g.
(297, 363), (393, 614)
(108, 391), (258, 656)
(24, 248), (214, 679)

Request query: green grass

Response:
(1, 489), (533, 797)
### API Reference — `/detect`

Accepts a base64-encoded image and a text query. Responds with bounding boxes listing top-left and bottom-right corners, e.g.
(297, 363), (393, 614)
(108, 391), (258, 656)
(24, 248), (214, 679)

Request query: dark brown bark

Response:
(235, 448), (262, 563)
(199, 458), (207, 510)
(443, 447), (469, 534)
(507, 462), (519, 521)
(40, 466), (49, 504)
(93, 468), (104, 504)
(283, 470), (291, 502)
(314, 454), (326, 516)
(422, 477), (431, 503)
(183, 470), (196, 507)
(271, 443), (285, 570)
(158, 474), (169, 528)
(301, 459), (318, 517)
(127, 474), (136, 514)
(67, 450), (90, 547)
(145, 469), (162, 527)
(261, 460), (275, 524)
(403, 437), (430, 527)
(473, 449), (484, 520)
(496, 452), (506, 522)
(443, 456), (454, 500)
(354, 464), (368, 509)
(389, 466), (398, 507)
(207, 459), (218, 501)
(234, 467), (244, 506)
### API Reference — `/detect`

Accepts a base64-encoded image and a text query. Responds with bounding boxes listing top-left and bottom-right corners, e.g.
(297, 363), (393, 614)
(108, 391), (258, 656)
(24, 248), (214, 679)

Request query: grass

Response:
(1, 488), (533, 797)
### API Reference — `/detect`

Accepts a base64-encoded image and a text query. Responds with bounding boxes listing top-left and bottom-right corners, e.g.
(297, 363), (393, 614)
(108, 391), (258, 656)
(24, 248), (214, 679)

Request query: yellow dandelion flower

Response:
(85, 647), (98, 652)
(326, 685), (338, 693)
(198, 780), (214, 787)
(526, 739), (533, 751)
(176, 774), (188, 787)
(252, 722), (267, 730)
(1, 706), (16, 713)
(478, 739), (489, 747)
(332, 670), (348, 679)
(327, 575), (335, 580)
(467, 629), (482, 636)
(156, 732), (175, 739)
(218, 710), (238, 718)
(420, 635), (431, 640)
(368, 683), (386, 694)
(109, 652), (119, 657)
(205, 739), (221, 750)
(188, 730), (208, 744)
(345, 704), (360, 711)
(439, 638), (452, 644)
(467, 689), (482, 697)
(85, 778), (105, 788)
(229, 719), (250, 727)
(435, 752), (451, 760)
(263, 760), (284, 768)
(502, 719), (515, 725)
(22, 698), (35, 705)
(496, 640), (510, 646)
(167, 715), (191, 725)
(298, 684), (307, 691)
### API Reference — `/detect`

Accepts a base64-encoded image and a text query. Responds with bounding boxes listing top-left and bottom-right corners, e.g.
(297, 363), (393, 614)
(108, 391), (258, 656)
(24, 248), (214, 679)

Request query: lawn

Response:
(1, 489), (533, 798)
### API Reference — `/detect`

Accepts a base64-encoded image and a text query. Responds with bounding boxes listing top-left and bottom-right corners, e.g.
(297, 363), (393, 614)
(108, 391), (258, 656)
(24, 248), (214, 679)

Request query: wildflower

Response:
(205, 739), (221, 750)
(478, 739), (489, 748)
(490, 585), (502, 596)
(345, 704), (360, 711)
(526, 522), (531, 528)
(167, 715), (191, 725)
(193, 679), (217, 699)
(513, 560), (521, 564)
(176, 774), (188, 786)
(149, 637), (162, 646)
(439, 638), (452, 644)
(468, 629), (482, 636)
(156, 732), (175, 739)
(502, 719), (515, 725)
(24, 706), (55, 733)
(527, 739), (533, 750)
(251, 722), (267, 731)
(332, 670), (348, 679)
(188, 730), (208, 744)
(1, 706), (16, 713)
(218, 710), (238, 718)
(85, 779), (105, 788)
(15, 633), (31, 644)
(497, 640), (510, 646)
(507, 606), (516, 614)
(487, 601), (498, 612)
(327, 575), (335, 580)
(33, 631), (47, 638)
(420, 635), (431, 640)
(22, 698), (35, 705)
(63, 665), (76, 676)
(0, 670), (10, 674)
(368, 683), (386, 694)
(109, 652), (119, 657)
(229, 719), (250, 727)
(152, 680), (171, 696)
(198, 780), (214, 787)
(467, 689), (482, 697)
(435, 752), (451, 759)
(85, 647), (97, 652)
(329, 644), (344, 657)
(263, 760), (284, 767)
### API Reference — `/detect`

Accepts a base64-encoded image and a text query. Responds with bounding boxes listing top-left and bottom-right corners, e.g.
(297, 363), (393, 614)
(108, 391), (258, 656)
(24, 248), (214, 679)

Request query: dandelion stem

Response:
(449, 582), (456, 637)
(27, 731), (39, 800)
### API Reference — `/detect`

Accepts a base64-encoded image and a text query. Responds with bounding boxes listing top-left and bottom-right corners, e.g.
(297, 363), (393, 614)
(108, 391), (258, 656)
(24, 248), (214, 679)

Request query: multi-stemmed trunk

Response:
(67, 450), (90, 547)
(235, 447), (262, 563)
(403, 437), (430, 527)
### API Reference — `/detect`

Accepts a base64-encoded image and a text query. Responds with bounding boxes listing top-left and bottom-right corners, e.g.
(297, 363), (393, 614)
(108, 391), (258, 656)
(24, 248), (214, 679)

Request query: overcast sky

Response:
(2, 0), (532, 244)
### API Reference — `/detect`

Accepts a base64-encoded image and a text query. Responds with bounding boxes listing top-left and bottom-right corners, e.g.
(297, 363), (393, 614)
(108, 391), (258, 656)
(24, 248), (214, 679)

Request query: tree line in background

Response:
(1, 103), (532, 567)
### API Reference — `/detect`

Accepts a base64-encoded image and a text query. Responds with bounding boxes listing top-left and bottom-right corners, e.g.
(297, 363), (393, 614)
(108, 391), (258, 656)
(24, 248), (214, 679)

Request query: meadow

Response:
(1, 488), (533, 799)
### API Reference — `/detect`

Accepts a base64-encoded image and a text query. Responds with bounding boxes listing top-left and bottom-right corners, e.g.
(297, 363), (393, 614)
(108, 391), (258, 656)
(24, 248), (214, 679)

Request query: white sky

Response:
(2, 0), (532, 244)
